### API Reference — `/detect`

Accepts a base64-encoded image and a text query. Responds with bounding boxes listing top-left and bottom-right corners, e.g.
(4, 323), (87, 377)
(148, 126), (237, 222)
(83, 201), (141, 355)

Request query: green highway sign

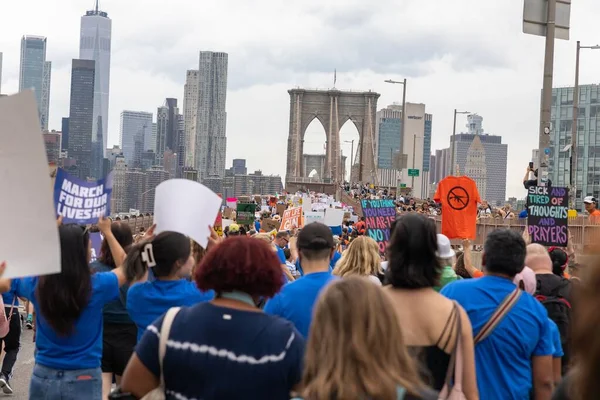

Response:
(408, 169), (420, 177)
(399, 183), (407, 188)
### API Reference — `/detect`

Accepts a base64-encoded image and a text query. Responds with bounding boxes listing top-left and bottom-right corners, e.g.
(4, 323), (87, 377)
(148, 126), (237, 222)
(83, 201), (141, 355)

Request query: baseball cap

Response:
(584, 196), (597, 204)
(296, 222), (334, 250)
(436, 234), (455, 259)
(228, 223), (240, 233)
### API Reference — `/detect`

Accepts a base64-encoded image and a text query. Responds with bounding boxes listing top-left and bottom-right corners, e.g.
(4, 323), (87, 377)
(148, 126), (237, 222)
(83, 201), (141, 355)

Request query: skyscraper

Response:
(375, 103), (432, 198)
(41, 61), (52, 131)
(61, 117), (70, 151)
(155, 99), (181, 171)
(195, 51), (228, 183)
(79, 1), (112, 172)
(183, 70), (199, 168)
(19, 36), (48, 128)
(446, 115), (508, 205)
(549, 84), (600, 209)
(119, 111), (153, 167)
(68, 59), (96, 180)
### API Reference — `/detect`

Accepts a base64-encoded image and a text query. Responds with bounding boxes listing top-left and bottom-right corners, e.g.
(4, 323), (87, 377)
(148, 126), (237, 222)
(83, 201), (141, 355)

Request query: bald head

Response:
(526, 244), (552, 274)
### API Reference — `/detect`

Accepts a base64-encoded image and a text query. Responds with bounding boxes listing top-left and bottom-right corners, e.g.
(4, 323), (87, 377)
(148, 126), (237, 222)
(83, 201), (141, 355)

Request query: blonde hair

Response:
(333, 236), (382, 278)
(300, 277), (424, 399)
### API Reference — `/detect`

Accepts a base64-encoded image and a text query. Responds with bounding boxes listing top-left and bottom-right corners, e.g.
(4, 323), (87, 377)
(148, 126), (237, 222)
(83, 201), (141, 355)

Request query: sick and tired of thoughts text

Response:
(527, 186), (569, 246)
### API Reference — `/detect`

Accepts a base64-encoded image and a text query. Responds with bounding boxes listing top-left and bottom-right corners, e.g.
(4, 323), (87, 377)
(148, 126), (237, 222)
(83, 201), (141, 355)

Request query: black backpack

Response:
(535, 277), (572, 375)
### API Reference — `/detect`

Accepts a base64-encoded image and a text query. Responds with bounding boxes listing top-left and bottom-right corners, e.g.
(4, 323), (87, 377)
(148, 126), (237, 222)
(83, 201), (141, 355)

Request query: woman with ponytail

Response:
(125, 230), (214, 342)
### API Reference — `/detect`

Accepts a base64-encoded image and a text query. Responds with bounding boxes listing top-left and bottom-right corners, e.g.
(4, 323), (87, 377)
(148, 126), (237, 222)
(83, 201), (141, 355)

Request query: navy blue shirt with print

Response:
(136, 302), (305, 400)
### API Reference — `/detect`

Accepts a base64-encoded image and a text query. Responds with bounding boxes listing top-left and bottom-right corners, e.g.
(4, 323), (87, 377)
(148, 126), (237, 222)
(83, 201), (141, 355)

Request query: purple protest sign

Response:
(53, 168), (112, 224)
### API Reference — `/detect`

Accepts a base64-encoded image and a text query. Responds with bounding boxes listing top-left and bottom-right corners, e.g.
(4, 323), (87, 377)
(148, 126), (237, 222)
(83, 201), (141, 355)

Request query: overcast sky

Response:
(2, 0), (600, 199)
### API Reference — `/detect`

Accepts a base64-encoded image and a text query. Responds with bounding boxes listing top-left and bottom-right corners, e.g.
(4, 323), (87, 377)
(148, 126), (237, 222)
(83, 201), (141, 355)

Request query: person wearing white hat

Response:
(434, 234), (461, 292)
(583, 196), (600, 220)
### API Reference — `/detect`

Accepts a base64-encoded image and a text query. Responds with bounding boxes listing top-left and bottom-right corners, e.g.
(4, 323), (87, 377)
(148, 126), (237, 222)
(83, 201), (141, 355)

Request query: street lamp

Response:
(451, 109), (471, 175)
(343, 140), (354, 183)
(570, 41), (600, 209)
(411, 134), (424, 192)
(384, 78), (408, 160)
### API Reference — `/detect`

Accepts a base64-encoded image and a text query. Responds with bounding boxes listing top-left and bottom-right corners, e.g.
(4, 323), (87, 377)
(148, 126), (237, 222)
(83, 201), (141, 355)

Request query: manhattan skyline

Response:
(2, 0), (600, 198)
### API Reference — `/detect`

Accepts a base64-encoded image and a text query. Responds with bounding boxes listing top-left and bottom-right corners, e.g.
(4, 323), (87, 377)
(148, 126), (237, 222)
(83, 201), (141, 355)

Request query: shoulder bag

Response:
(438, 302), (465, 400)
(474, 288), (522, 344)
(141, 307), (181, 400)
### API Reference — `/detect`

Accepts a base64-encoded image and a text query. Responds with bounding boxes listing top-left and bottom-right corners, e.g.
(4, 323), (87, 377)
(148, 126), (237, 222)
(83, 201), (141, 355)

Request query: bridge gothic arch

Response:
(285, 89), (380, 188)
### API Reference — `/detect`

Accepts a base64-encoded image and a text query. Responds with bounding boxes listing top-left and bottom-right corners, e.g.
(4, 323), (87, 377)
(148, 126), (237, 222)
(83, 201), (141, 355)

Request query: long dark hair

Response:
(125, 231), (190, 282)
(98, 222), (133, 268)
(37, 224), (92, 336)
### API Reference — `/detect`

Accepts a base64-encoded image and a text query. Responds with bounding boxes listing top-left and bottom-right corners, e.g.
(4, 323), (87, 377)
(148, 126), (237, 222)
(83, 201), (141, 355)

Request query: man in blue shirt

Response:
(441, 229), (554, 400)
(264, 223), (337, 337)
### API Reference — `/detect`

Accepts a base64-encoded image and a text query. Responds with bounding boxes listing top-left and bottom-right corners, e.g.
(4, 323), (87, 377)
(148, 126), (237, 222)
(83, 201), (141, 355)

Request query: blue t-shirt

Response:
(15, 272), (119, 369)
(90, 261), (133, 325)
(136, 303), (305, 400)
(1, 281), (19, 308)
(548, 318), (564, 358)
(264, 271), (336, 337)
(295, 252), (341, 276)
(127, 279), (214, 342)
(441, 276), (553, 400)
(276, 246), (287, 264)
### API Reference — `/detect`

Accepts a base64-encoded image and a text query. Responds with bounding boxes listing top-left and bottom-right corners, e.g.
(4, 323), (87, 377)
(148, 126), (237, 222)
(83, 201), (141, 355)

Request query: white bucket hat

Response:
(436, 234), (455, 259)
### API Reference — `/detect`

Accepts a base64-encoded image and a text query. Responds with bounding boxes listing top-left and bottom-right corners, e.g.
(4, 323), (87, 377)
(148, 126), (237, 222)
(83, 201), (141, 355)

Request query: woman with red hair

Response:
(119, 236), (305, 400)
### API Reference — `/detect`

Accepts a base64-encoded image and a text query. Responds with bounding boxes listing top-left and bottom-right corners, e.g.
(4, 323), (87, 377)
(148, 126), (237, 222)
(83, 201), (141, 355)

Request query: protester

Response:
(527, 243), (572, 374)
(0, 218), (129, 399)
(552, 257), (600, 400)
(583, 196), (600, 220)
(514, 266), (564, 385)
(90, 220), (136, 400)
(332, 236), (383, 285)
(119, 236), (305, 399)
(295, 277), (437, 400)
(442, 229), (554, 399)
(252, 233), (295, 282)
(264, 222), (337, 337)
(383, 214), (478, 398)
(434, 234), (461, 291)
(0, 268), (22, 394)
(125, 230), (215, 342)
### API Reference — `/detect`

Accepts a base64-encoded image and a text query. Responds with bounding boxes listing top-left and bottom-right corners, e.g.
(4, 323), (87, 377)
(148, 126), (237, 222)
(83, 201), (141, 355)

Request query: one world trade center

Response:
(79, 1), (111, 179)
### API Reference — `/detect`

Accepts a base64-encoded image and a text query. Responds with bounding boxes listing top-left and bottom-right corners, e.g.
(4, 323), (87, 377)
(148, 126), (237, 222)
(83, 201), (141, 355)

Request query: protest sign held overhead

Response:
(0, 91), (61, 279)
(236, 203), (256, 225)
(53, 168), (113, 224)
(153, 179), (222, 248)
(361, 199), (396, 254)
(280, 207), (304, 231)
(434, 176), (481, 239)
(527, 186), (569, 247)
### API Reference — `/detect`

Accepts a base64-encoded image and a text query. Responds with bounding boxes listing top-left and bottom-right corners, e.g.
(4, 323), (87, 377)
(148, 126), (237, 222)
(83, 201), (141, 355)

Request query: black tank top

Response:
(407, 305), (457, 390)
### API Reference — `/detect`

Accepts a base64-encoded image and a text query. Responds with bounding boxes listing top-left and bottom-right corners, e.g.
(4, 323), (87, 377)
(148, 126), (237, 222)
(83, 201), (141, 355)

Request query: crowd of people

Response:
(0, 188), (598, 400)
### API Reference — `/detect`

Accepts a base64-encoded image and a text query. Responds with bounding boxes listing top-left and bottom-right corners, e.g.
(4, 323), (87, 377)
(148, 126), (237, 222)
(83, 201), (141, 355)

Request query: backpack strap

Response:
(6, 295), (17, 322)
(474, 288), (522, 344)
(158, 307), (181, 390)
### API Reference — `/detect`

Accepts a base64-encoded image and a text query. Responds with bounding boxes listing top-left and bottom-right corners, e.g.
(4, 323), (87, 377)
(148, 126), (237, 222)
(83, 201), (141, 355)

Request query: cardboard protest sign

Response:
(53, 168), (112, 224)
(0, 91), (61, 278)
(154, 179), (222, 248)
(276, 203), (287, 217)
(280, 207), (304, 231)
(223, 207), (233, 219)
(527, 186), (569, 247)
(226, 197), (237, 209)
(236, 203), (255, 225)
(261, 218), (281, 232)
(361, 199), (396, 254)
(254, 195), (262, 204)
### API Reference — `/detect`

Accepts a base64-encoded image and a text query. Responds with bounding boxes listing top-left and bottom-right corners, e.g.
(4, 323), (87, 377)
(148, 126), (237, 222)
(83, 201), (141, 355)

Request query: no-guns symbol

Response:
(447, 186), (470, 211)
